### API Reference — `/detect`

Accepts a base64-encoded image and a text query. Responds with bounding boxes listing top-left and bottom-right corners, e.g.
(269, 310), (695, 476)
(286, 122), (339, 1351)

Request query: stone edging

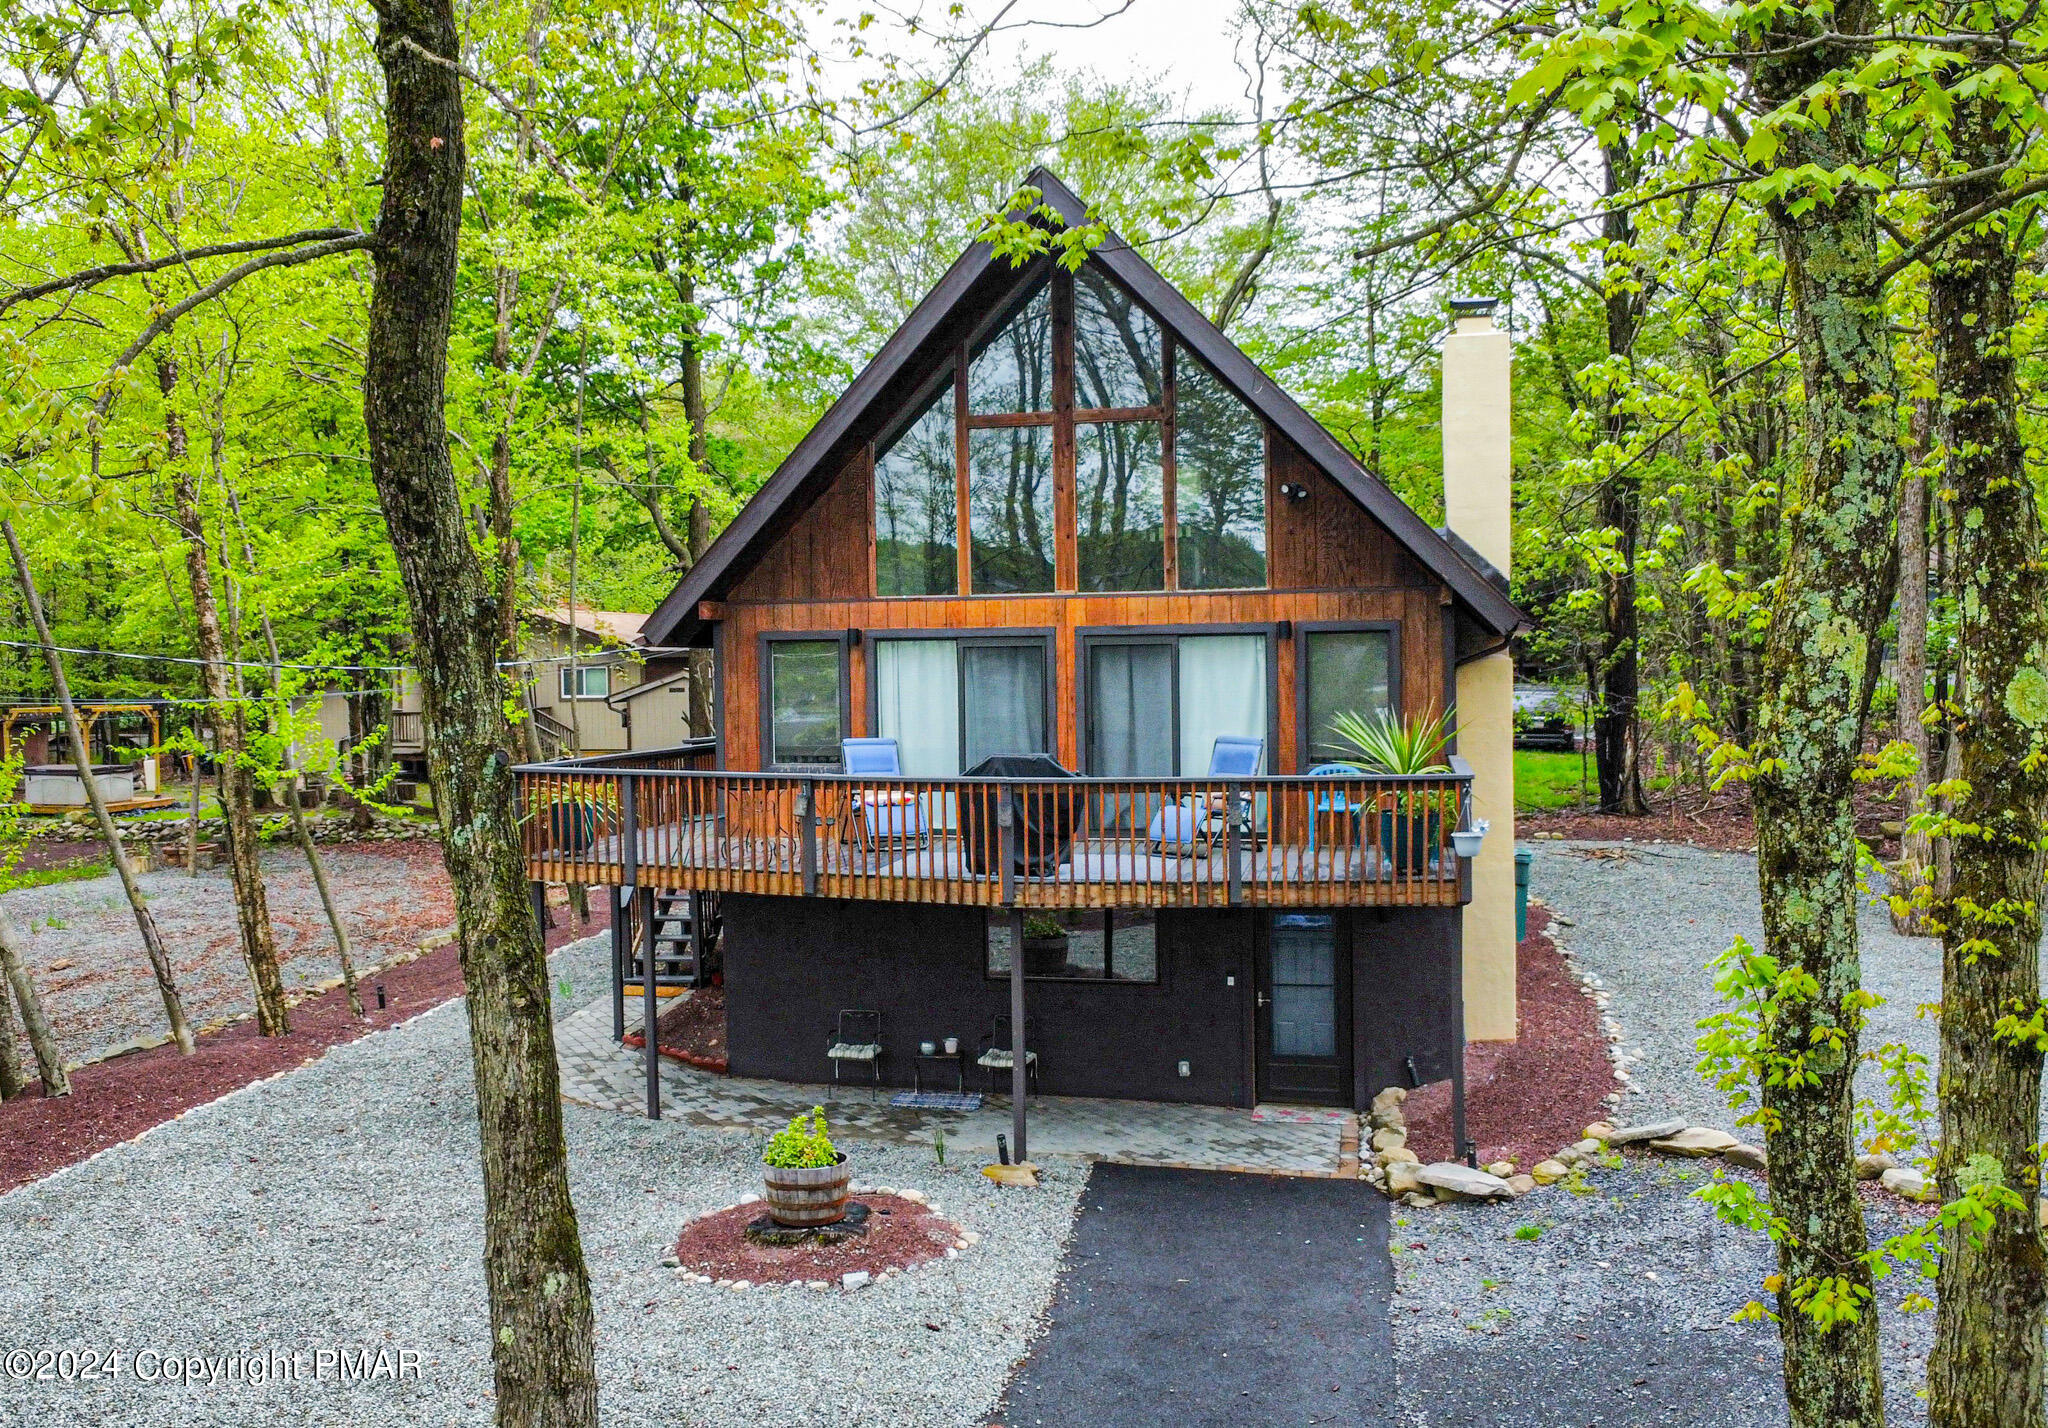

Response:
(658, 1184), (977, 1292)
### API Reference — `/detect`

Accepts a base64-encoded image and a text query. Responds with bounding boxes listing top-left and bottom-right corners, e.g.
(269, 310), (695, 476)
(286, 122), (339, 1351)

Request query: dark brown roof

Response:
(641, 168), (1527, 650)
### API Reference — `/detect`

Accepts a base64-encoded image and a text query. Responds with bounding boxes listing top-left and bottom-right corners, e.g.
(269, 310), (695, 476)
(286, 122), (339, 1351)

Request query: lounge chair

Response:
(1149, 735), (1265, 851)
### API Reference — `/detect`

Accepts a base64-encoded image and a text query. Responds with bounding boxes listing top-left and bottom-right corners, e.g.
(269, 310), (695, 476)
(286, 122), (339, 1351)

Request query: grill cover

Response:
(958, 753), (1076, 876)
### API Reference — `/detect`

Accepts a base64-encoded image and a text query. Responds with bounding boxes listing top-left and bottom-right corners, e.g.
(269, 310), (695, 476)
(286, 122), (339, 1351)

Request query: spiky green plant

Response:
(1327, 706), (1456, 775)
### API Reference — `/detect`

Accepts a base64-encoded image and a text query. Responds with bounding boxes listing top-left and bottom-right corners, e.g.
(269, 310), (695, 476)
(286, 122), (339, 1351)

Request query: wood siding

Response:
(715, 421), (1449, 774)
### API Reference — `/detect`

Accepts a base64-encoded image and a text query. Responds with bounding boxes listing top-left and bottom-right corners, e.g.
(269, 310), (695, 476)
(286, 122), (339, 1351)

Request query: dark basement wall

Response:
(721, 896), (1254, 1106)
(719, 895), (1467, 1112)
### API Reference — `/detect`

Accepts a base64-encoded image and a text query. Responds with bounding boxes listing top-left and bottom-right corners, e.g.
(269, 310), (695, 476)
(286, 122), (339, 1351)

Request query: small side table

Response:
(913, 1048), (964, 1094)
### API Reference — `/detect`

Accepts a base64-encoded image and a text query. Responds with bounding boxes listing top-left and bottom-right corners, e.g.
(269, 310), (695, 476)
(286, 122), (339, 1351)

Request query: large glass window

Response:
(1084, 632), (1267, 775)
(765, 640), (843, 769)
(988, 909), (1159, 983)
(874, 385), (958, 596)
(872, 637), (1050, 776)
(968, 425), (1055, 593)
(1076, 421), (1164, 591)
(967, 284), (1053, 413)
(1074, 267), (1162, 409)
(1302, 629), (1394, 765)
(1175, 356), (1267, 589)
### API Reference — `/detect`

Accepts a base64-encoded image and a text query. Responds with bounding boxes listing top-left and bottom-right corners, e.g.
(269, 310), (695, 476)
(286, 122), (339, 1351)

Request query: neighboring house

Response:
(524, 170), (1525, 1127)
(329, 608), (696, 772)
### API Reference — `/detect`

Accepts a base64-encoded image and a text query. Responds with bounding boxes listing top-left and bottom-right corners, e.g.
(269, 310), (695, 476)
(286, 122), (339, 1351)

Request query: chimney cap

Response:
(1448, 295), (1499, 317)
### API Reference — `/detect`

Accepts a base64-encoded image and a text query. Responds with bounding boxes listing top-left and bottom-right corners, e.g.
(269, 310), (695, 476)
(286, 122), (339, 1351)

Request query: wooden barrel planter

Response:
(762, 1155), (851, 1228)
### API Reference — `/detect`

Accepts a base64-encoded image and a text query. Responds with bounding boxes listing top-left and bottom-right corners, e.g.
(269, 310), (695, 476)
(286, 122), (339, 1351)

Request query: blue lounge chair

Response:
(841, 737), (929, 848)
(1149, 735), (1265, 851)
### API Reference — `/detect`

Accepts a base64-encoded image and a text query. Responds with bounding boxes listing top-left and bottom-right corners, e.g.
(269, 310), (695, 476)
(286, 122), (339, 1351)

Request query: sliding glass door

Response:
(1083, 630), (1269, 777)
(871, 636), (1052, 777)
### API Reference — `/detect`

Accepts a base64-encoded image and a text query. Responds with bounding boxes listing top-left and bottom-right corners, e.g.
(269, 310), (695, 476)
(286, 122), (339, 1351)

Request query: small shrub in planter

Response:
(761, 1107), (851, 1227)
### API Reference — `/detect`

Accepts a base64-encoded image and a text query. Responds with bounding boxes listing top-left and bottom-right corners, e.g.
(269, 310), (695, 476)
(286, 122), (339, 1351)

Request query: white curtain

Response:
(873, 640), (960, 776)
(963, 645), (1048, 765)
(1177, 634), (1266, 774)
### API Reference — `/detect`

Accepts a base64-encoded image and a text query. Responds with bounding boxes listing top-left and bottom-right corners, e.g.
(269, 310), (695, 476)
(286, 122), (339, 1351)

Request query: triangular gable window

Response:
(874, 262), (1267, 597)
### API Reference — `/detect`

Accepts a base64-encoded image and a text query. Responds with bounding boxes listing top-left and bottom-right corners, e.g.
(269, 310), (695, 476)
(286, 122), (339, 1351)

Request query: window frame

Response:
(983, 907), (1165, 985)
(758, 631), (852, 773)
(863, 628), (1057, 774)
(870, 261), (1272, 598)
(1294, 621), (1404, 771)
(558, 663), (611, 701)
(1075, 622), (1281, 776)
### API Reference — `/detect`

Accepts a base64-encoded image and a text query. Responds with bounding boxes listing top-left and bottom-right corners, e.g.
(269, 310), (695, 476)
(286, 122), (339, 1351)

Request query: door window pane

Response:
(766, 641), (842, 769)
(1074, 267), (1162, 409)
(1076, 421), (1164, 591)
(962, 644), (1048, 765)
(1270, 914), (1337, 1057)
(874, 386), (957, 596)
(1176, 355), (1267, 589)
(1304, 630), (1394, 765)
(967, 283), (1052, 413)
(1178, 634), (1266, 775)
(1087, 642), (1174, 776)
(873, 639), (960, 776)
(968, 425), (1055, 592)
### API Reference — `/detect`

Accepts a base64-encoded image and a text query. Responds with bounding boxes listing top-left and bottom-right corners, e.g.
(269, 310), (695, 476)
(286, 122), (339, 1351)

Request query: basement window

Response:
(986, 909), (1159, 983)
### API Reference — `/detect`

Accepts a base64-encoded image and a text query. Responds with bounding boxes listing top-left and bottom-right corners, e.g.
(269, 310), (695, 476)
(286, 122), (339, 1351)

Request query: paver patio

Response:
(554, 992), (1350, 1175)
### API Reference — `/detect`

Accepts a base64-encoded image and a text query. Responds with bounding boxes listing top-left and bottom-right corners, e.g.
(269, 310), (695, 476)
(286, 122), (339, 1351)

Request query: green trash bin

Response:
(1515, 845), (1534, 942)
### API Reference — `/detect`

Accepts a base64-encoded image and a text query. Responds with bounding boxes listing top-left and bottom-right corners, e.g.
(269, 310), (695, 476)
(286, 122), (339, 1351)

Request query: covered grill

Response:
(957, 753), (1077, 876)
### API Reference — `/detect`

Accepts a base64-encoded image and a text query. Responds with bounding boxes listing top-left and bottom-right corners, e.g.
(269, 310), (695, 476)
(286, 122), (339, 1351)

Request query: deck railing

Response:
(518, 749), (1475, 910)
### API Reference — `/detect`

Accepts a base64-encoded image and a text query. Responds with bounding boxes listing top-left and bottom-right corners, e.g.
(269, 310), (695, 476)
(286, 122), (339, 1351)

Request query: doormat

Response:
(1250, 1106), (1351, 1124)
(890, 1091), (984, 1112)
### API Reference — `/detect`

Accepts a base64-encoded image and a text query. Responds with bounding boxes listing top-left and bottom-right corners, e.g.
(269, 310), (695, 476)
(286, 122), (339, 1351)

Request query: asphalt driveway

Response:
(997, 1163), (1390, 1427)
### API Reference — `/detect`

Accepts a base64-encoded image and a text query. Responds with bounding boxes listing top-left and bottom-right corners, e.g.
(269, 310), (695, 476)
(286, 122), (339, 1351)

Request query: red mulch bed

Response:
(1520, 764), (1908, 858)
(0, 893), (609, 1194)
(1402, 905), (1617, 1168)
(622, 985), (728, 1072)
(672, 1193), (962, 1284)
(18, 840), (107, 873)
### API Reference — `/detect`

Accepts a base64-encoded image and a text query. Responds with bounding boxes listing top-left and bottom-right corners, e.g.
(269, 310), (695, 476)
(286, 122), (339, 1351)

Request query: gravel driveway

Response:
(1529, 840), (2048, 1147)
(6, 844), (455, 1065)
(0, 934), (1083, 1428)
(1391, 1160), (1938, 1427)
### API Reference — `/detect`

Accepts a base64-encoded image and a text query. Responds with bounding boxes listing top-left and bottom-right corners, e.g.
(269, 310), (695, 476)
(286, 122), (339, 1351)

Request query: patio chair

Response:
(1305, 761), (1365, 856)
(826, 1009), (885, 1099)
(976, 1014), (1041, 1096)
(841, 737), (929, 851)
(1148, 735), (1266, 852)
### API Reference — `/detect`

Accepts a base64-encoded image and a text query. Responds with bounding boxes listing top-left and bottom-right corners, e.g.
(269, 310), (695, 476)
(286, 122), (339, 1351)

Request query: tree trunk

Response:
(185, 763), (202, 877)
(1742, 71), (1900, 1428)
(169, 395), (290, 1038)
(0, 906), (68, 1095)
(1923, 131), (2048, 1428)
(1593, 139), (1651, 816)
(0, 975), (26, 1099)
(1889, 409), (1934, 936)
(364, 8), (599, 1425)
(2, 520), (195, 1055)
(680, 279), (715, 740)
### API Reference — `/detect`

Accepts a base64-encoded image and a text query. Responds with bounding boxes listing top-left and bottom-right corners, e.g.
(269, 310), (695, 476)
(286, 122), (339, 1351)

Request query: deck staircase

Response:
(622, 888), (712, 988)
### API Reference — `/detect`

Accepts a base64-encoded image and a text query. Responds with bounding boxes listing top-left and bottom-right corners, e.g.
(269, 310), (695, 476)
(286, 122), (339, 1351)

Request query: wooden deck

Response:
(519, 758), (1473, 910)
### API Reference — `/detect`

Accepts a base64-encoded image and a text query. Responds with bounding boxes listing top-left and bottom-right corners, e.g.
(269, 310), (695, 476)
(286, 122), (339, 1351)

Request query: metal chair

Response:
(826, 1009), (885, 1099)
(841, 737), (929, 851)
(976, 1014), (1041, 1096)
(1149, 735), (1266, 851)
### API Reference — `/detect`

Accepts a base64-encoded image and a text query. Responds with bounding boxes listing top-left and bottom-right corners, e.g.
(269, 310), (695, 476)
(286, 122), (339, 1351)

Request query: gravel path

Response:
(1391, 1160), (1938, 1427)
(0, 934), (1083, 1428)
(1529, 840), (2048, 1147)
(5, 844), (455, 1064)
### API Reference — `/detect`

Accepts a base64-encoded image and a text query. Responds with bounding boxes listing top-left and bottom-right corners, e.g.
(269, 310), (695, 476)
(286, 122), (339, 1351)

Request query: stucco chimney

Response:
(1442, 300), (1517, 1043)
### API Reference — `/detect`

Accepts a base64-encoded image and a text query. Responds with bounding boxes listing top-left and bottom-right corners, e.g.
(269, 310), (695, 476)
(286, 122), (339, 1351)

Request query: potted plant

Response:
(761, 1106), (851, 1228)
(1020, 913), (1071, 977)
(1329, 707), (1455, 873)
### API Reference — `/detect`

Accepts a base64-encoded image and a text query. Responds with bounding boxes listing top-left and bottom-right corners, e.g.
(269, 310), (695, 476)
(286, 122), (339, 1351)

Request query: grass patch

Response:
(9, 859), (111, 892)
(1515, 749), (1594, 811)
